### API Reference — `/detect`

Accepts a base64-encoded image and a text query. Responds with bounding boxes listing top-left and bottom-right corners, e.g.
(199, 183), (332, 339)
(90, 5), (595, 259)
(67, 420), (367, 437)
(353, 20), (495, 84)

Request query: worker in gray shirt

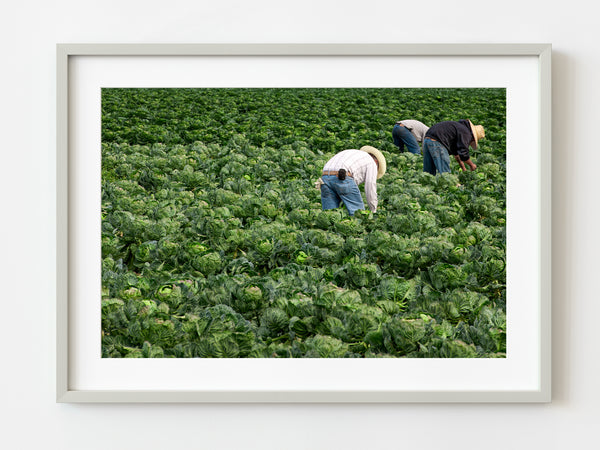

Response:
(392, 119), (430, 154)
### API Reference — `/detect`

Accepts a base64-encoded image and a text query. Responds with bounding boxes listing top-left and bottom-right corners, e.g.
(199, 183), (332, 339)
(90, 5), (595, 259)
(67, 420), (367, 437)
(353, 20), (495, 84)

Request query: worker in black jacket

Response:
(422, 119), (485, 175)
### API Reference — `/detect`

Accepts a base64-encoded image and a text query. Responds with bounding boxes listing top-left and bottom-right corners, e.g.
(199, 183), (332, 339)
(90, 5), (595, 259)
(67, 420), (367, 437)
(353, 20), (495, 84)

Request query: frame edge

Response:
(56, 43), (552, 403)
(56, 44), (70, 402)
(538, 43), (552, 403)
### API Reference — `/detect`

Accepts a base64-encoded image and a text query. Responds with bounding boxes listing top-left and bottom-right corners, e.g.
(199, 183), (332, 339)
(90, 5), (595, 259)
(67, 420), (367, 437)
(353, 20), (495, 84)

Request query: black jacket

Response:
(424, 120), (474, 161)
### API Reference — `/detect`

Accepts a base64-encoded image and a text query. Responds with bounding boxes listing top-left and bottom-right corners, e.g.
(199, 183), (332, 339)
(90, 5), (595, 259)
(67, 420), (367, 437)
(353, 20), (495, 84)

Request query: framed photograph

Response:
(57, 43), (551, 402)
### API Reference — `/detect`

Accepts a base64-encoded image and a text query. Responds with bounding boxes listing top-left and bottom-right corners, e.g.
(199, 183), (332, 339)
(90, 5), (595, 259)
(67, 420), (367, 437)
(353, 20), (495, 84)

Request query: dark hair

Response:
(337, 168), (346, 180)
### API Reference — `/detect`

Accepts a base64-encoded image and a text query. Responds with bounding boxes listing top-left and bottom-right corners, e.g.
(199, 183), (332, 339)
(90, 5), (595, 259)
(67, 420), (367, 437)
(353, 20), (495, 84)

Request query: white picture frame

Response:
(56, 43), (552, 403)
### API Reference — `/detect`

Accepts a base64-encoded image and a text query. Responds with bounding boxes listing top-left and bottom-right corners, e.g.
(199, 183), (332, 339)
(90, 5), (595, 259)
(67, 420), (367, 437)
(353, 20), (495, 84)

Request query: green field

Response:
(101, 87), (506, 358)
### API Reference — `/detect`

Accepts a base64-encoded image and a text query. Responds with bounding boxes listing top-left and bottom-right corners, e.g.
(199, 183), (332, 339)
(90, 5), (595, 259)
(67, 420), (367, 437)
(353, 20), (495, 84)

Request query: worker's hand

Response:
(466, 160), (477, 171)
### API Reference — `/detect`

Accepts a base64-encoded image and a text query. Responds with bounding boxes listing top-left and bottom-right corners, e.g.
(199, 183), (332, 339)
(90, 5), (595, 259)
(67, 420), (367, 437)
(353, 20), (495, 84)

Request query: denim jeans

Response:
(423, 138), (451, 175)
(392, 124), (420, 154)
(320, 175), (364, 215)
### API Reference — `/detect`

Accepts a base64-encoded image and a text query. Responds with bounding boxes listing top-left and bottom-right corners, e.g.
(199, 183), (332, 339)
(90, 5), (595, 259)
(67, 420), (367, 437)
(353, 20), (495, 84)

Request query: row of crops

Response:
(101, 87), (506, 358)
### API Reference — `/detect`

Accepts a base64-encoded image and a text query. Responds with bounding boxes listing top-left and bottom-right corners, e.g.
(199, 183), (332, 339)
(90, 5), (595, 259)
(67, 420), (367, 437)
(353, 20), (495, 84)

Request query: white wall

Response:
(1, 1), (597, 448)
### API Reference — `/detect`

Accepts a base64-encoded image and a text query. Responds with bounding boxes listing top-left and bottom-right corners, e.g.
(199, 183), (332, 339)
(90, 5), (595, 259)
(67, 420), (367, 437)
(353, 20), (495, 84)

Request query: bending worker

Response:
(316, 146), (386, 215)
(392, 119), (429, 154)
(422, 119), (485, 175)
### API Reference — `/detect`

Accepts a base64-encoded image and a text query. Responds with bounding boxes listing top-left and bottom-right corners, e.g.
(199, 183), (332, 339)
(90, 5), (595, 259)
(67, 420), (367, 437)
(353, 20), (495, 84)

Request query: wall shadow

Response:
(550, 50), (575, 406)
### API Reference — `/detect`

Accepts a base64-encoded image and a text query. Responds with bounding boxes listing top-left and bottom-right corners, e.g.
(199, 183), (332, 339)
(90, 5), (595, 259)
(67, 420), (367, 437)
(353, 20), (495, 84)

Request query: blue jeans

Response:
(423, 138), (451, 175)
(392, 124), (420, 154)
(320, 175), (364, 215)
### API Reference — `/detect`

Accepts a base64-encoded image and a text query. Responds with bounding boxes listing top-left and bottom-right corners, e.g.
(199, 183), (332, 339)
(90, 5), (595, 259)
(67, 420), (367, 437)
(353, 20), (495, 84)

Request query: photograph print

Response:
(100, 87), (506, 359)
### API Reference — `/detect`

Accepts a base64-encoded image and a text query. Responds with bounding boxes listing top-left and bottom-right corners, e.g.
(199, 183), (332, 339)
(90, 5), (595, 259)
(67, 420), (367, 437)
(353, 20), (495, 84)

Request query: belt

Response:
(323, 170), (353, 178)
(424, 137), (437, 141)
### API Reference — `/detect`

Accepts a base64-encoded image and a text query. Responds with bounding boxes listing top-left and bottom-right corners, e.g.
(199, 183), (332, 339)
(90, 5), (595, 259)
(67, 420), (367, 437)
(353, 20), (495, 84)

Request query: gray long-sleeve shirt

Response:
(396, 119), (430, 143)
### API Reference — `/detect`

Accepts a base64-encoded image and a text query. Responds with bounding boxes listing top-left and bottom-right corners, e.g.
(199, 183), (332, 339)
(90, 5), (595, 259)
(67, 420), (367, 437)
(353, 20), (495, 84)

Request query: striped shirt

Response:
(322, 149), (378, 212)
(396, 119), (430, 143)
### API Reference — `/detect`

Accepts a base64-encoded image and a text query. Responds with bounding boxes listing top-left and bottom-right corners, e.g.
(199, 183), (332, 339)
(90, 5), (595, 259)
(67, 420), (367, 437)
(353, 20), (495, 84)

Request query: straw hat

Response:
(360, 145), (386, 179)
(468, 120), (485, 150)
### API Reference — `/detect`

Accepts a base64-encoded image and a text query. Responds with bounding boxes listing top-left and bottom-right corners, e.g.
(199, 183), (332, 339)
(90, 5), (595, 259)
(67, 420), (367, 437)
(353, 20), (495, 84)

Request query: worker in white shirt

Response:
(316, 146), (386, 215)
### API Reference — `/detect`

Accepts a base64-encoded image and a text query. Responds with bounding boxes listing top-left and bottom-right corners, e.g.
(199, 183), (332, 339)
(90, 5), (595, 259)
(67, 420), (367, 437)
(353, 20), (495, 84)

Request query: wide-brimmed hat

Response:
(468, 120), (485, 150)
(360, 145), (386, 179)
